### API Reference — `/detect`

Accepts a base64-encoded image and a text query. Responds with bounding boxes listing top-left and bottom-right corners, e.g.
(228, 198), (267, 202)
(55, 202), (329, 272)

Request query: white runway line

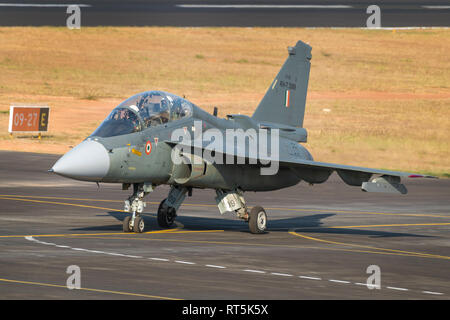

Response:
(149, 257), (169, 262)
(244, 269), (266, 274)
(422, 5), (450, 9)
(386, 286), (409, 291)
(299, 276), (322, 281)
(422, 291), (444, 295)
(176, 4), (352, 9)
(354, 282), (368, 286)
(307, 26), (450, 30)
(205, 264), (226, 269)
(329, 279), (350, 284)
(104, 252), (127, 257)
(271, 272), (293, 277)
(87, 250), (106, 254)
(0, 3), (91, 7)
(175, 260), (196, 265)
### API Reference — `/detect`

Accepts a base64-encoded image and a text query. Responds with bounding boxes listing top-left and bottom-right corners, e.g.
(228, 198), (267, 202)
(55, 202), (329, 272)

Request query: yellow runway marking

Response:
(0, 196), (124, 213)
(0, 230), (173, 238)
(0, 229), (223, 239)
(264, 206), (450, 219)
(0, 194), (124, 203)
(332, 222), (450, 229)
(1, 194), (449, 218)
(167, 230), (224, 234)
(0, 278), (181, 300)
(289, 231), (450, 260)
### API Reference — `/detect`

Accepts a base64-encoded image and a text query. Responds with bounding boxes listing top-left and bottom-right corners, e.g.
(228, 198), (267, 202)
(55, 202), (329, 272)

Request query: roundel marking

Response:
(145, 141), (152, 155)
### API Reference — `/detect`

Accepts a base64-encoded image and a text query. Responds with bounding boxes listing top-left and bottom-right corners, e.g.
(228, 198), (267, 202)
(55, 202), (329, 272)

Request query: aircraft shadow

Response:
(71, 211), (432, 239)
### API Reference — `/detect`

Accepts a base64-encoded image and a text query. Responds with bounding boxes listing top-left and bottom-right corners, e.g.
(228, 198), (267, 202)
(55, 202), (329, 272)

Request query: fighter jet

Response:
(50, 40), (433, 234)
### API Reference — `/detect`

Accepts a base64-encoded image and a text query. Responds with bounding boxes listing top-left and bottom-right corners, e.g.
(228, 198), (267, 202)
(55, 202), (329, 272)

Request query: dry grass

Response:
(0, 27), (449, 177)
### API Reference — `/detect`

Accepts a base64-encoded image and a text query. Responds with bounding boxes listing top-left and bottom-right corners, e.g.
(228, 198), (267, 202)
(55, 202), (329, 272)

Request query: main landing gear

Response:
(123, 183), (152, 233)
(215, 189), (267, 234)
(157, 186), (189, 228)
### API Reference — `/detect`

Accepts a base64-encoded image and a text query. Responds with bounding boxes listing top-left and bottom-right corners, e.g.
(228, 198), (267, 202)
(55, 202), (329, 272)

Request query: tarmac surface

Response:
(0, 150), (449, 299)
(0, 0), (449, 27)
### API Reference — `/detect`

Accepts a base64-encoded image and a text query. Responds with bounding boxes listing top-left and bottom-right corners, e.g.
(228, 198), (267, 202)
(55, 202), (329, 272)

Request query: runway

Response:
(0, 0), (449, 27)
(0, 150), (449, 299)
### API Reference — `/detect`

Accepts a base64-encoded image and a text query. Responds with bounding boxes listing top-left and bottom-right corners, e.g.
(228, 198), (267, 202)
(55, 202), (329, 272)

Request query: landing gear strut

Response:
(215, 189), (267, 234)
(157, 185), (189, 228)
(123, 183), (152, 233)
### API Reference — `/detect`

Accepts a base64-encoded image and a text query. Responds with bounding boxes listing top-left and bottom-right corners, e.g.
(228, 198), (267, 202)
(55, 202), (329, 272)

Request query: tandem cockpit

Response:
(90, 90), (194, 138)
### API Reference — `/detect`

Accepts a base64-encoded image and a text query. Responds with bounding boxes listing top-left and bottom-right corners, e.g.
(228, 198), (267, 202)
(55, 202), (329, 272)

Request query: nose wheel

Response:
(133, 216), (145, 233)
(123, 215), (145, 233)
(123, 215), (132, 232)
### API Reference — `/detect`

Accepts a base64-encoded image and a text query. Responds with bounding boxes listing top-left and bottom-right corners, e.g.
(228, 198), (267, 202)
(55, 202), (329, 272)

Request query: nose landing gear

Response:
(123, 183), (151, 233)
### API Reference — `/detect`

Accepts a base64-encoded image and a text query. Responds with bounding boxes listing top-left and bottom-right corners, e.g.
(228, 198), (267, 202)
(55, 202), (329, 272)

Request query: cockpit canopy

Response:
(91, 91), (193, 138)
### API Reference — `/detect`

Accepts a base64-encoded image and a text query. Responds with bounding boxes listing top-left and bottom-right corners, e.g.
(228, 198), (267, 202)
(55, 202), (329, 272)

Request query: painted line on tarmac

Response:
(0, 3), (92, 7)
(65, 233), (450, 263)
(0, 229), (223, 239)
(271, 272), (293, 277)
(205, 264), (226, 269)
(176, 4), (353, 9)
(329, 279), (350, 284)
(0, 277), (180, 300)
(175, 260), (196, 265)
(331, 223), (450, 229)
(422, 5), (450, 9)
(299, 276), (322, 281)
(0, 196), (124, 214)
(244, 269), (266, 274)
(422, 291), (444, 295)
(387, 286), (409, 292)
(24, 236), (446, 298)
(289, 230), (450, 260)
(2, 194), (448, 219)
(1, 229), (177, 238)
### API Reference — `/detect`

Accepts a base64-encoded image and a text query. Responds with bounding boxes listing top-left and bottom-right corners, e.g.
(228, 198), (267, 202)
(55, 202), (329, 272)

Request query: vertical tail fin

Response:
(252, 40), (312, 128)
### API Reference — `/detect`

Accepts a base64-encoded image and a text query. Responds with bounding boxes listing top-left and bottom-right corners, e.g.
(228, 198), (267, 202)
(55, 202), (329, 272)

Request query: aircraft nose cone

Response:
(51, 140), (110, 181)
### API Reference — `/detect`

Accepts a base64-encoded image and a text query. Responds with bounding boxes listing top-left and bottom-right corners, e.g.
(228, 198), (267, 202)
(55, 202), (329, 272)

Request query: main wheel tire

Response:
(248, 206), (267, 234)
(133, 216), (145, 233)
(123, 215), (132, 233)
(157, 199), (177, 228)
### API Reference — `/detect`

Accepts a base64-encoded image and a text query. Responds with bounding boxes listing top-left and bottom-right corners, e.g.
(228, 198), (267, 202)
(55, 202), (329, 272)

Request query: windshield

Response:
(90, 91), (194, 138)
(90, 107), (141, 138)
(137, 92), (170, 127)
(117, 91), (193, 128)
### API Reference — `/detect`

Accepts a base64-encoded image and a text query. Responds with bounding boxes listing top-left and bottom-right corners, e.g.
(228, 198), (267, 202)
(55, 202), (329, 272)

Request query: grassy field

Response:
(0, 27), (449, 177)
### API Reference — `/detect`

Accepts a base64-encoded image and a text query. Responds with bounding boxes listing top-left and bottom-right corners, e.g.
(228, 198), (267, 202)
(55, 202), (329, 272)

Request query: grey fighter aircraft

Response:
(50, 40), (433, 234)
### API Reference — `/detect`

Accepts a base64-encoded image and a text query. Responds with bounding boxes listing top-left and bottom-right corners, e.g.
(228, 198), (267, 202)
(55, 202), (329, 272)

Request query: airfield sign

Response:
(8, 105), (50, 133)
